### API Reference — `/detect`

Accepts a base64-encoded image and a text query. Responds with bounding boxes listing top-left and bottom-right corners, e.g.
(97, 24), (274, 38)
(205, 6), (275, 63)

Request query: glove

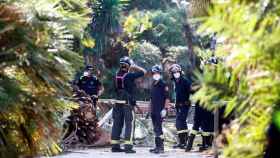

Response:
(129, 59), (135, 66)
(160, 109), (167, 118)
(145, 112), (150, 120)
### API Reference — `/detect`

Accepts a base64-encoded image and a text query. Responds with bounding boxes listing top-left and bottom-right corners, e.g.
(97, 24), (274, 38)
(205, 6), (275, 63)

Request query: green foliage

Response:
(0, 0), (89, 157)
(87, 0), (130, 56)
(123, 8), (186, 52)
(127, 0), (173, 11)
(130, 41), (161, 69)
(123, 11), (153, 39)
(166, 46), (192, 71)
(149, 9), (186, 47)
(193, 0), (280, 157)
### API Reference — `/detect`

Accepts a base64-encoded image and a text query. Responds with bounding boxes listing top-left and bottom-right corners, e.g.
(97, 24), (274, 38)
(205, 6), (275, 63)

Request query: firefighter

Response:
(149, 65), (170, 154)
(75, 65), (104, 107)
(169, 64), (192, 149)
(185, 102), (214, 152)
(185, 58), (215, 152)
(111, 56), (146, 153)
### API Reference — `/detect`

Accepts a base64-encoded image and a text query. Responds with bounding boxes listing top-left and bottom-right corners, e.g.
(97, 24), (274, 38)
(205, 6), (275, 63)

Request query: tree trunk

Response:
(183, 23), (196, 71)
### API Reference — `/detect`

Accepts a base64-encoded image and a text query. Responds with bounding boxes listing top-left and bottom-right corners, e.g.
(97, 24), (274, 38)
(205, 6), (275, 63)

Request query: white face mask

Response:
(153, 74), (161, 81)
(83, 71), (90, 77)
(173, 72), (180, 79)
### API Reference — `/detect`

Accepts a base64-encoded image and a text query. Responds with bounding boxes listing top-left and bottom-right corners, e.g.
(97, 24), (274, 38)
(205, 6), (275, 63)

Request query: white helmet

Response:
(169, 64), (182, 73)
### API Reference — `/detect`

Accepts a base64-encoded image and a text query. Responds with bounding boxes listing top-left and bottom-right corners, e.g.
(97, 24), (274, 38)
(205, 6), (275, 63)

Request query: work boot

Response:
(124, 144), (136, 154)
(173, 133), (186, 149)
(199, 136), (208, 151)
(207, 135), (213, 147)
(185, 134), (195, 152)
(149, 138), (158, 153)
(151, 137), (164, 154)
(111, 144), (125, 152)
(156, 138), (164, 154)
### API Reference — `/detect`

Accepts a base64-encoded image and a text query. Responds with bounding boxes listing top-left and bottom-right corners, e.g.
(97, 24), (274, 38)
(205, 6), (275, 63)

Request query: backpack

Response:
(115, 72), (127, 90)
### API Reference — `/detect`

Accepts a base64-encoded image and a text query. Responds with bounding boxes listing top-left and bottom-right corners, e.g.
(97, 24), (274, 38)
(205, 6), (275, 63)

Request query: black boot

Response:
(124, 144), (136, 154)
(185, 132), (189, 145)
(207, 135), (213, 147)
(149, 138), (158, 153)
(199, 136), (208, 151)
(152, 137), (164, 154)
(111, 144), (125, 152)
(173, 133), (186, 149)
(185, 134), (195, 152)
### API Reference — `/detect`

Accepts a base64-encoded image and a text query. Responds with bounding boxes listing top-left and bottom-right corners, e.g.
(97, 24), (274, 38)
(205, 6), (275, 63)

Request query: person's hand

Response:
(160, 109), (167, 118)
(129, 59), (135, 66)
(145, 113), (150, 119)
(91, 95), (98, 99)
(135, 105), (143, 114)
(165, 102), (171, 110)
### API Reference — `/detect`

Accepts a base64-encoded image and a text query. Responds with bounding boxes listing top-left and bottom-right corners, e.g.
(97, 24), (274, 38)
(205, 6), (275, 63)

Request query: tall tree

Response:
(84, 0), (130, 68)
(0, 0), (90, 157)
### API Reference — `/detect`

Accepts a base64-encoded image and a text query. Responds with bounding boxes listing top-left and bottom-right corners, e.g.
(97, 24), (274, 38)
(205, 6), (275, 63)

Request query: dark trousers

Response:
(193, 105), (214, 133)
(151, 113), (163, 138)
(111, 104), (135, 149)
(186, 105), (214, 150)
(176, 105), (189, 133)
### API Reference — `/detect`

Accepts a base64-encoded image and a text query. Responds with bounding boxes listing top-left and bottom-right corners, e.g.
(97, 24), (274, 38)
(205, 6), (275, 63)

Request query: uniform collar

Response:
(153, 79), (162, 86)
(175, 76), (182, 83)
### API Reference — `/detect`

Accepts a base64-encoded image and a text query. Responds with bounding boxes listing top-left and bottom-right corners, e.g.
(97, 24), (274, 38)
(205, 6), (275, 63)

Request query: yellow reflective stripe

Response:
(201, 132), (213, 136)
(111, 140), (120, 144)
(130, 110), (135, 144)
(190, 130), (199, 135)
(124, 140), (132, 145)
(177, 129), (189, 134)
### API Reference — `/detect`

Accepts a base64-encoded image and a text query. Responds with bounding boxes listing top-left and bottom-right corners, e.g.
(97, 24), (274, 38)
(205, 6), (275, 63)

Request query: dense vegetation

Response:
(0, 0), (90, 157)
(1, 0), (280, 158)
(193, 0), (280, 157)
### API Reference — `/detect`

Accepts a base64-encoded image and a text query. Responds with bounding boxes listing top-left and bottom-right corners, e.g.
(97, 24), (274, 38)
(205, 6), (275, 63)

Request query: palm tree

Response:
(84, 0), (130, 68)
(171, 0), (211, 71)
(0, 0), (91, 157)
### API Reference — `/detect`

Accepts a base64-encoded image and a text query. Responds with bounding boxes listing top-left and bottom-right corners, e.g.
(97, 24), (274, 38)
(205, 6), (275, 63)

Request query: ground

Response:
(50, 147), (214, 158)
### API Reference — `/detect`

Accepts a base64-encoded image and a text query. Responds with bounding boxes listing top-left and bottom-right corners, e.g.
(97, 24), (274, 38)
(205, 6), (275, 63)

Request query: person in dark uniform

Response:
(75, 65), (104, 107)
(111, 56), (146, 154)
(185, 58), (216, 152)
(169, 64), (192, 149)
(149, 65), (170, 154)
(185, 101), (214, 151)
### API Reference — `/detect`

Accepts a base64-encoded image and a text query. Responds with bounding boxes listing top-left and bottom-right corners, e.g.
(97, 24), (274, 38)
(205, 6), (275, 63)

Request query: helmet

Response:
(119, 56), (132, 66)
(169, 64), (182, 73)
(85, 65), (94, 71)
(151, 65), (162, 73)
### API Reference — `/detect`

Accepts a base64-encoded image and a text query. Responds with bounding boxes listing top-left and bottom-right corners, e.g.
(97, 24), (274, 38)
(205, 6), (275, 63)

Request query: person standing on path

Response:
(185, 101), (214, 152)
(149, 65), (170, 154)
(111, 56), (147, 154)
(75, 65), (104, 108)
(169, 64), (192, 149)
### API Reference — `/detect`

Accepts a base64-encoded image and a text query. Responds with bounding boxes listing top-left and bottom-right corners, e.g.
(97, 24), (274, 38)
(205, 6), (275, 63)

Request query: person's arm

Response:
(129, 64), (147, 75)
(164, 86), (171, 109)
(98, 83), (104, 96)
